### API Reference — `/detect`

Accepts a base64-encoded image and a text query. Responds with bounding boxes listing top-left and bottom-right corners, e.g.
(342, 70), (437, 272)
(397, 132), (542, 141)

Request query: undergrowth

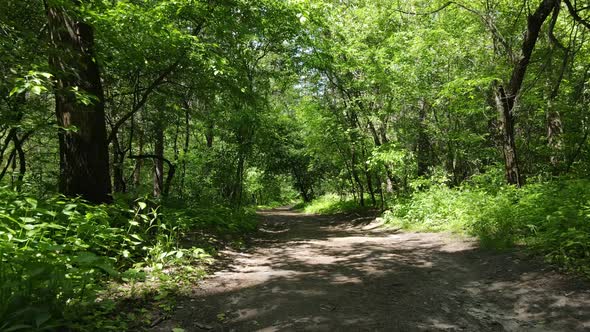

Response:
(383, 176), (590, 276)
(295, 194), (370, 214)
(0, 188), (257, 331)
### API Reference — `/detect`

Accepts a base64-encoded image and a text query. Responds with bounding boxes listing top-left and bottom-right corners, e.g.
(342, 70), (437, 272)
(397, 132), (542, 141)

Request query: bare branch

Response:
(564, 0), (590, 29)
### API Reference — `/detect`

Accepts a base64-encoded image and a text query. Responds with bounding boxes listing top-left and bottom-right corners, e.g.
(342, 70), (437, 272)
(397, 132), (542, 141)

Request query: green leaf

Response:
(31, 85), (42, 95)
(130, 234), (144, 242)
(34, 312), (51, 327)
(3, 324), (34, 332)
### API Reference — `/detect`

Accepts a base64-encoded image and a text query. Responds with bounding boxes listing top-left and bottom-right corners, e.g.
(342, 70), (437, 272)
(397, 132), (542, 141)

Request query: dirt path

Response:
(154, 208), (590, 331)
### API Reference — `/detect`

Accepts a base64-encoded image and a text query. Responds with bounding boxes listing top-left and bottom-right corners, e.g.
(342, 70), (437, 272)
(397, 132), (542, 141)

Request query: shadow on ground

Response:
(153, 208), (590, 332)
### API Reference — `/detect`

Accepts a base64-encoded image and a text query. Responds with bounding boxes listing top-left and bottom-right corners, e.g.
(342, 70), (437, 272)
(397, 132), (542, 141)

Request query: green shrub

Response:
(383, 179), (590, 275)
(0, 188), (258, 331)
(297, 194), (369, 214)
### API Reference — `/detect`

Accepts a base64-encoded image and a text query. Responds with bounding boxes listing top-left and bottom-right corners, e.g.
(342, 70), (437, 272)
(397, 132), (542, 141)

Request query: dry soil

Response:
(153, 208), (590, 331)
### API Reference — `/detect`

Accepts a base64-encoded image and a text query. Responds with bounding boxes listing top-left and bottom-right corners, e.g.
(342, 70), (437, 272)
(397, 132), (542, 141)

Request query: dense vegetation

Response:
(2, 0), (590, 330)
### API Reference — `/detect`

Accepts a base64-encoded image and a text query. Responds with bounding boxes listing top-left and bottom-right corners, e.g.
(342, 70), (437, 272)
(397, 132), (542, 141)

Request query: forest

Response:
(2, 0), (590, 330)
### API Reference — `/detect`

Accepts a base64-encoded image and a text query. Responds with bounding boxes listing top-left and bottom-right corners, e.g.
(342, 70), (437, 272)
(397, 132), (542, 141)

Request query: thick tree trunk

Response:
(46, 2), (112, 203)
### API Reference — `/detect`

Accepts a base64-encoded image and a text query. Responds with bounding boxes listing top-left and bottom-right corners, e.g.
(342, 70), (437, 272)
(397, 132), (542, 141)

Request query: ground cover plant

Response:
(0, 187), (256, 331)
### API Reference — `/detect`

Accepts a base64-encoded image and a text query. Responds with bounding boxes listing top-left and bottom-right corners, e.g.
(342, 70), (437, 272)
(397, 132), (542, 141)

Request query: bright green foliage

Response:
(384, 176), (590, 276)
(3, 0), (590, 328)
(295, 194), (369, 215)
(0, 187), (256, 330)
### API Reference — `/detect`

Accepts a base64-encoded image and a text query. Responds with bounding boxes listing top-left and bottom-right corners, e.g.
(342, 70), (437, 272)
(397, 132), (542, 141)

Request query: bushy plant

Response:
(383, 179), (590, 275)
(297, 194), (369, 214)
(0, 187), (258, 331)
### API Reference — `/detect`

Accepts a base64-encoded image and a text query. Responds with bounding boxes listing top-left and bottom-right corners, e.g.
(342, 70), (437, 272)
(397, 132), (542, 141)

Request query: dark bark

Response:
(153, 121), (165, 198)
(206, 122), (214, 148)
(0, 149), (16, 182)
(46, 2), (112, 203)
(112, 135), (126, 193)
(293, 170), (312, 203)
(0, 129), (17, 167)
(14, 134), (26, 189)
(133, 126), (145, 188)
(493, 0), (557, 187)
(494, 84), (523, 186)
(233, 151), (245, 206)
(0, 129), (33, 184)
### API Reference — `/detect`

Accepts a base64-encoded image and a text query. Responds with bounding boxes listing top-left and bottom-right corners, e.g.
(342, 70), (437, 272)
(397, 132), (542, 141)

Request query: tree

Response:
(492, 0), (558, 186)
(45, 0), (112, 203)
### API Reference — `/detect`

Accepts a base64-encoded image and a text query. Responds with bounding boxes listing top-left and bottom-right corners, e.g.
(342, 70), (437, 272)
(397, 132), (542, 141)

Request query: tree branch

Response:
(107, 59), (181, 143)
(564, 0), (590, 29)
(548, 1), (567, 50)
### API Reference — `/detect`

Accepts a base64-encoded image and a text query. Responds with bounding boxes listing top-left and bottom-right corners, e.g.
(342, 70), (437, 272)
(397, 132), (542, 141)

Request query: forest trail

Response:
(154, 208), (590, 332)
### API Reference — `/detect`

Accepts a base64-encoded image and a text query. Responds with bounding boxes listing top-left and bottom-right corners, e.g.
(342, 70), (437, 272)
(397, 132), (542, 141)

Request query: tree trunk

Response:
(153, 121), (164, 198)
(46, 2), (112, 203)
(494, 85), (523, 186)
(350, 148), (364, 206)
(547, 100), (564, 172)
(133, 125), (144, 188)
(493, 0), (557, 187)
(14, 134), (26, 190)
(362, 146), (376, 206)
(112, 135), (126, 193)
(206, 123), (214, 148)
(546, 2), (568, 173)
(180, 107), (190, 197)
(365, 169), (376, 206)
(416, 99), (430, 177)
(233, 151), (245, 206)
